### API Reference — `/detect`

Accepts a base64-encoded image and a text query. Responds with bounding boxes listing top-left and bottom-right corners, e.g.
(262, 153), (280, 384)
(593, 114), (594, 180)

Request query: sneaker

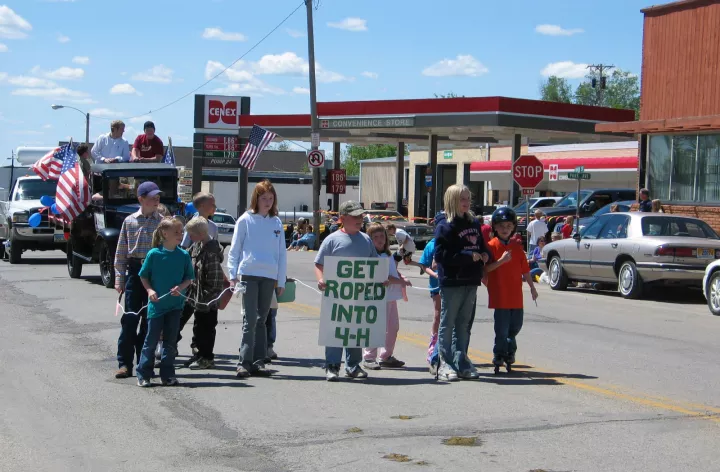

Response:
(115, 367), (132, 379)
(155, 341), (163, 361)
(326, 365), (340, 382)
(379, 356), (405, 368)
(137, 378), (151, 388)
(236, 365), (251, 378)
(362, 360), (381, 370)
(251, 363), (272, 377)
(267, 346), (278, 360)
(345, 366), (368, 379)
(438, 363), (459, 382)
(459, 365), (480, 380)
(189, 358), (215, 370)
(161, 378), (179, 386)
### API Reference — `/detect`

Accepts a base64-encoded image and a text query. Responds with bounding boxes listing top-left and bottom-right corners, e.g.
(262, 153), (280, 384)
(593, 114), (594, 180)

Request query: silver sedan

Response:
(541, 212), (720, 299)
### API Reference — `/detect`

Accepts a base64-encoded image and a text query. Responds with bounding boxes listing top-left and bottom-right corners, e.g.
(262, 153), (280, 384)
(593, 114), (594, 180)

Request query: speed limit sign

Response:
(308, 149), (325, 168)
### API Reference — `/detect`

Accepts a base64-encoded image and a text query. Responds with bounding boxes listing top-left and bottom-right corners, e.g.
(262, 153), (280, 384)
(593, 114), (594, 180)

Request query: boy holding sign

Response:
(315, 201), (381, 382)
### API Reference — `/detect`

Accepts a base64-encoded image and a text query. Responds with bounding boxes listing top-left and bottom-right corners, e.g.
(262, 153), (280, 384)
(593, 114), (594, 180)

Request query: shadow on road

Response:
(12, 257), (66, 265)
(569, 286), (706, 305)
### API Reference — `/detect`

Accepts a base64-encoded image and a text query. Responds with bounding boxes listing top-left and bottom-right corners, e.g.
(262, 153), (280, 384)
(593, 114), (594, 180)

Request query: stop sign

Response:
(512, 155), (544, 189)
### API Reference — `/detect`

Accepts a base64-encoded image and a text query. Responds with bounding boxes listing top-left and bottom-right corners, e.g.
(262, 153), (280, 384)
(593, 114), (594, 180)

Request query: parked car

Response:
(482, 197), (561, 226)
(703, 260), (720, 316)
(542, 212), (720, 299)
(363, 210), (433, 249)
(210, 212), (235, 247)
(64, 163), (179, 288)
(552, 200), (635, 234)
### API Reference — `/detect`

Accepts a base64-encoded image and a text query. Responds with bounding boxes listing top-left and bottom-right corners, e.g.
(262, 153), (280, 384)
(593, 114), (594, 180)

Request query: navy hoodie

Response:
(433, 212), (491, 288)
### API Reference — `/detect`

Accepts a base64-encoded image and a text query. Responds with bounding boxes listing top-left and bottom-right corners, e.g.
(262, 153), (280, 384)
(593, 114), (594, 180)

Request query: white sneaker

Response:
(438, 363), (459, 382)
(459, 365), (480, 380)
(326, 365), (340, 382)
(137, 378), (151, 388)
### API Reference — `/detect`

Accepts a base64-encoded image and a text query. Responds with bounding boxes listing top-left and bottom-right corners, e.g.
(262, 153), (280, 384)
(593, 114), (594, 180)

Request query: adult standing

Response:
(75, 143), (92, 178)
(132, 121), (164, 163)
(638, 188), (652, 212)
(526, 210), (548, 252)
(227, 180), (287, 378)
(91, 120), (131, 164)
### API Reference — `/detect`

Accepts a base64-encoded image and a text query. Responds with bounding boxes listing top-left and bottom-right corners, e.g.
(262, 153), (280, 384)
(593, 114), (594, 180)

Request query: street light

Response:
(51, 104), (90, 145)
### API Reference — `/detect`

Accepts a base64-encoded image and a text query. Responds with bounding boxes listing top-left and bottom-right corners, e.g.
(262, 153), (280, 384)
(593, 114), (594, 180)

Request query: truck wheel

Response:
(99, 241), (116, 288)
(8, 237), (21, 264)
(67, 238), (82, 279)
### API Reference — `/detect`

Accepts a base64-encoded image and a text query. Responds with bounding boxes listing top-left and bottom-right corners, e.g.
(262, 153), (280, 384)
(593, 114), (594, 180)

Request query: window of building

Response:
(648, 133), (720, 204)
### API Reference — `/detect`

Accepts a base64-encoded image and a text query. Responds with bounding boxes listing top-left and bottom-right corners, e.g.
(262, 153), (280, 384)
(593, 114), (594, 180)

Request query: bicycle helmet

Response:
(491, 207), (517, 234)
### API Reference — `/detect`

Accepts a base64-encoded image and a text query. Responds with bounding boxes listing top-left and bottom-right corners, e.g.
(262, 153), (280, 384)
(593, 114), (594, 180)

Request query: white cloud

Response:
(251, 52), (350, 83)
(292, 86), (309, 94)
(72, 56), (89, 65)
(43, 124), (52, 129)
(422, 55), (488, 77)
(541, 61), (589, 79)
(32, 65), (84, 80)
(12, 87), (90, 99)
(286, 29), (305, 38)
(88, 108), (124, 118)
(361, 71), (378, 79)
(202, 27), (247, 41)
(110, 83), (141, 95)
(205, 60), (285, 96)
(57, 34), (70, 43)
(0, 6), (32, 39)
(131, 65), (174, 83)
(129, 114), (153, 125)
(327, 17), (367, 32)
(535, 24), (584, 36)
(0, 43), (7, 52)
(7, 75), (57, 88)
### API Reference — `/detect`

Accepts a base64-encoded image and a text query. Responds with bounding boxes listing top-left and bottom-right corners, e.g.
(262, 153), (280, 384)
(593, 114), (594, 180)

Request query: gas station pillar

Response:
(395, 141), (405, 213)
(428, 135), (438, 218)
(510, 133), (522, 207)
(332, 141), (341, 212)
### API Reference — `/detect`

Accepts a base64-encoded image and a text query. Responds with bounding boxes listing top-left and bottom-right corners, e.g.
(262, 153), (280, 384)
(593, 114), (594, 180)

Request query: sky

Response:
(0, 0), (652, 162)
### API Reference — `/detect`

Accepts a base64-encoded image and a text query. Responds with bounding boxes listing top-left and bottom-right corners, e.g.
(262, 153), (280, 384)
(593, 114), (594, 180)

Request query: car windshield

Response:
(14, 179), (58, 201)
(102, 175), (177, 201)
(367, 211), (408, 223)
(212, 214), (235, 225)
(513, 199), (538, 213)
(641, 217), (719, 239)
(555, 190), (592, 208)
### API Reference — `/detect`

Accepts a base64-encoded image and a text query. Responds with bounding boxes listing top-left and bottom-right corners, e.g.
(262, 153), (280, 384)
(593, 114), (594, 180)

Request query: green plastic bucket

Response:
(277, 279), (296, 303)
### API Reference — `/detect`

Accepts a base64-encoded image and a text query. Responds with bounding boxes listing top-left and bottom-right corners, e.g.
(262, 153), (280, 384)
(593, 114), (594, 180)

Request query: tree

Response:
(341, 144), (402, 176)
(539, 76), (573, 103)
(270, 141), (291, 151)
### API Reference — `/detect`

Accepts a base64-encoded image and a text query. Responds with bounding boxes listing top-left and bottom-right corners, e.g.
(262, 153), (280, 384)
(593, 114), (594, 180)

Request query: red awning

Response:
(470, 156), (637, 173)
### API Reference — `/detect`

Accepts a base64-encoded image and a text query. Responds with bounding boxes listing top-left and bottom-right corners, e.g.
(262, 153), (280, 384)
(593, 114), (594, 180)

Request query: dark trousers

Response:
(266, 308), (277, 347)
(238, 276), (275, 368)
(116, 259), (148, 370)
(178, 303), (219, 360)
(493, 308), (524, 359)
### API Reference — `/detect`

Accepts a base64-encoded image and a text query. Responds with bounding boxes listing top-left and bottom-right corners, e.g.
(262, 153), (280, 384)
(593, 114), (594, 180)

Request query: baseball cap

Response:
(143, 121), (156, 130)
(138, 181), (162, 197)
(339, 201), (365, 217)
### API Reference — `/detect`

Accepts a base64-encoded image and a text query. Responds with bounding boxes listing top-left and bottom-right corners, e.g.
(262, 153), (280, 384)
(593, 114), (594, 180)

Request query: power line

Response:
(123, 1), (306, 122)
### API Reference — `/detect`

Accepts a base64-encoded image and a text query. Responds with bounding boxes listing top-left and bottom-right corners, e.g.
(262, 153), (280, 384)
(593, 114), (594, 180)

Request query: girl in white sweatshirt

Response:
(227, 180), (287, 378)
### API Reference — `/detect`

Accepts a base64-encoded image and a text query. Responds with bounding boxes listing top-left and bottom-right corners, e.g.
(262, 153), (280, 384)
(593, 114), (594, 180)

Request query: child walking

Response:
(418, 236), (441, 373)
(136, 217), (195, 387)
(484, 207), (538, 372)
(362, 223), (411, 370)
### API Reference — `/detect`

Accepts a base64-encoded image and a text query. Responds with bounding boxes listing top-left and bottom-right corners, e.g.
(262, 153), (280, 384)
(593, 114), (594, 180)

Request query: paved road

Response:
(1, 249), (720, 472)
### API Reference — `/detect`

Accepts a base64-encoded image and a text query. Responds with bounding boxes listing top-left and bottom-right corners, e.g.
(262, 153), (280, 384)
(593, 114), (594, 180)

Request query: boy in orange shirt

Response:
(484, 207), (538, 373)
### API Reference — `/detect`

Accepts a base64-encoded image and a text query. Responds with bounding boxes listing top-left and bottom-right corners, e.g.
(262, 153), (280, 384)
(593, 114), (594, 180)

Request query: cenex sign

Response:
(320, 117), (415, 129)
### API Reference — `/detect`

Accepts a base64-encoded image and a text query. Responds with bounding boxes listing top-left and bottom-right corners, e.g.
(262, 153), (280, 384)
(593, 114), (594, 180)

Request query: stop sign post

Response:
(512, 155), (545, 252)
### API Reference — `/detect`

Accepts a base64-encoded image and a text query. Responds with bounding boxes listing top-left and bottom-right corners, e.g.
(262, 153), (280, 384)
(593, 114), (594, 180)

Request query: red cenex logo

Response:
(208, 100), (238, 125)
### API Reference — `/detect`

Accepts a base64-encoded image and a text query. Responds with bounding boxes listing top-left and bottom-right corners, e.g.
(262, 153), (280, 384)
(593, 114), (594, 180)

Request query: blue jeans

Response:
(266, 308), (277, 347)
(438, 286), (477, 372)
(137, 309), (182, 381)
(116, 259), (148, 370)
(325, 347), (361, 371)
(493, 308), (524, 359)
(430, 296), (477, 366)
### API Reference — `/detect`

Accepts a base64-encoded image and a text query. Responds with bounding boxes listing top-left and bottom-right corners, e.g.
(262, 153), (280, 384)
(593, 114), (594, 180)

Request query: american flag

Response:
(163, 145), (175, 165)
(239, 125), (277, 170)
(55, 142), (91, 221)
(31, 145), (66, 180)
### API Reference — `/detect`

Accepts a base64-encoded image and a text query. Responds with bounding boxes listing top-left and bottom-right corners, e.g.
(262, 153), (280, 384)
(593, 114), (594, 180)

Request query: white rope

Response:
(116, 282), (247, 316)
(294, 278), (322, 295)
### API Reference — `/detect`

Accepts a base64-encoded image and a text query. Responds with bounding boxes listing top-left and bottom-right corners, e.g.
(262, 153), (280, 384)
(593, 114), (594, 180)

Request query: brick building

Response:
(597, 0), (720, 229)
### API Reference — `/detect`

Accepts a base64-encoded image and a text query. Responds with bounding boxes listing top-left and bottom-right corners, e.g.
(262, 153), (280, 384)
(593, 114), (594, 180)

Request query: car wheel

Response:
(99, 240), (116, 288)
(8, 236), (21, 264)
(548, 256), (569, 291)
(706, 271), (720, 316)
(618, 260), (643, 299)
(67, 238), (83, 279)
(0, 240), (5, 260)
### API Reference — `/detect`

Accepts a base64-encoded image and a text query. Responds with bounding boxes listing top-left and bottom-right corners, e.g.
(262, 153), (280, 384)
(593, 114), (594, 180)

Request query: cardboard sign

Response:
(318, 256), (389, 348)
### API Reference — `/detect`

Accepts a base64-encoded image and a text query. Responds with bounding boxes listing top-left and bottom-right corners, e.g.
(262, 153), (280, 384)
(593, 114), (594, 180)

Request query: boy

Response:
(418, 236), (441, 373)
(113, 181), (163, 379)
(178, 217), (225, 369)
(314, 201), (379, 382)
(484, 207), (538, 372)
(386, 223), (418, 267)
(181, 192), (218, 249)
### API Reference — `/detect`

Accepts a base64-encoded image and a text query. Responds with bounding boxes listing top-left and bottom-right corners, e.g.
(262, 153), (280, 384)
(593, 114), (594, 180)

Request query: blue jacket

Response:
(639, 199), (652, 212)
(434, 214), (491, 288)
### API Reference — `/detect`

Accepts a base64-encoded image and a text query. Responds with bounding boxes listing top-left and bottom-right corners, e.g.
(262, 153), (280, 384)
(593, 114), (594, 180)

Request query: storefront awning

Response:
(470, 156), (638, 174)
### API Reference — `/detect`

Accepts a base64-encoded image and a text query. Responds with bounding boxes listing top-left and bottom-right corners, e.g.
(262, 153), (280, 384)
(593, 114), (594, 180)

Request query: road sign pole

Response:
(576, 174), (581, 235)
(526, 195), (531, 253)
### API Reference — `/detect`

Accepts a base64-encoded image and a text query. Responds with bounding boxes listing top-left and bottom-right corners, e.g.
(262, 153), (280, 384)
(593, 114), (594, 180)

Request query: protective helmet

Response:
(491, 207), (517, 232)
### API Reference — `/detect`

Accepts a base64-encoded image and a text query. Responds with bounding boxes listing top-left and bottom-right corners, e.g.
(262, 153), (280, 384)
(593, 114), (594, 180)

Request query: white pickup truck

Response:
(0, 175), (67, 263)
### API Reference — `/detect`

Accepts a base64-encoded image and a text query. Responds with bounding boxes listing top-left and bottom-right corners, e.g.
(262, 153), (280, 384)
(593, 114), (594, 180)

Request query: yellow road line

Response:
(282, 301), (720, 422)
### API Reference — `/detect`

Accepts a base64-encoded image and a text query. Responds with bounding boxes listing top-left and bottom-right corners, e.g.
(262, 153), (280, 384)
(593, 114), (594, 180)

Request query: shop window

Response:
(697, 134), (720, 203)
(648, 135), (671, 201)
(670, 135), (696, 202)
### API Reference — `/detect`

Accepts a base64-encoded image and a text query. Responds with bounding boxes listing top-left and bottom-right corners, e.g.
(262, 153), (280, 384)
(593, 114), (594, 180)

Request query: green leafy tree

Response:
(341, 144), (406, 176)
(539, 76), (573, 103)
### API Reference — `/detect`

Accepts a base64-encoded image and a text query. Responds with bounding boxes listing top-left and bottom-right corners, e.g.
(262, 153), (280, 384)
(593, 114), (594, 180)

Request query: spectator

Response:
(132, 121), (164, 163)
(561, 216), (574, 239)
(651, 199), (664, 213)
(76, 143), (92, 178)
(638, 188), (652, 212)
(91, 120), (130, 164)
(610, 204), (620, 212)
(526, 210), (548, 252)
(551, 232), (562, 242)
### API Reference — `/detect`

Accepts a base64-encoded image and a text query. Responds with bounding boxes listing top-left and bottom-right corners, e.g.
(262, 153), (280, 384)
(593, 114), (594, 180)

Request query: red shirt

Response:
(481, 224), (492, 244)
(133, 134), (164, 160)
(486, 237), (530, 309)
(561, 224), (573, 239)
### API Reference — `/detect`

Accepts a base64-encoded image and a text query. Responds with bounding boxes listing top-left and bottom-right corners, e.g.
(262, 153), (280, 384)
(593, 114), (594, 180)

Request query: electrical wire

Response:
(122, 1), (306, 122)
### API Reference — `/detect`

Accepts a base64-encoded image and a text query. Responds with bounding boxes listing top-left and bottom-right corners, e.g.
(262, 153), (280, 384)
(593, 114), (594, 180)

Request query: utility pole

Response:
(306, 0), (321, 249)
(587, 64), (614, 106)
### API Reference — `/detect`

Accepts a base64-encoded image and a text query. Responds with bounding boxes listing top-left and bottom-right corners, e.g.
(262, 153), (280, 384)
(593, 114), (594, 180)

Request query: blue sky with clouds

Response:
(1, 0), (651, 159)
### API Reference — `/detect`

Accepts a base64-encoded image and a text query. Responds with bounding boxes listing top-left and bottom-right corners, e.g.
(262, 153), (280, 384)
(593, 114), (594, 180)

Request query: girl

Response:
(227, 180), (287, 378)
(434, 185), (490, 382)
(136, 217), (195, 387)
(651, 199), (664, 213)
(561, 216), (574, 239)
(362, 223), (411, 370)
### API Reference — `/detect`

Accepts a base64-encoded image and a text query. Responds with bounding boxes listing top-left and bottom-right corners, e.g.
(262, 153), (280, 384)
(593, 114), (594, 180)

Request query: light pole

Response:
(305, 0), (321, 249)
(51, 104), (90, 144)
